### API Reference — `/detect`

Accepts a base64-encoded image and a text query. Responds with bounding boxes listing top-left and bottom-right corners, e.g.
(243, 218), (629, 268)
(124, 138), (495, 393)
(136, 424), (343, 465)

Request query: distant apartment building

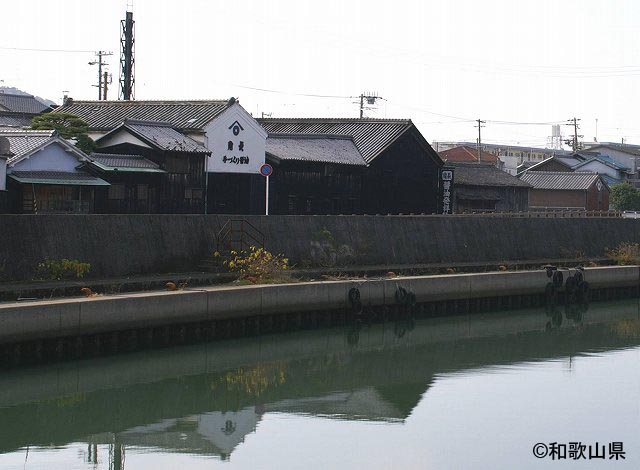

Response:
(433, 141), (569, 175)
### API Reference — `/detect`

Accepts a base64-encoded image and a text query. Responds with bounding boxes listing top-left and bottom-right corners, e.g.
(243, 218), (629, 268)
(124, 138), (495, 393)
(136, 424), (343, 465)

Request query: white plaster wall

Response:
(97, 131), (151, 149)
(577, 160), (618, 179)
(10, 142), (83, 172)
(204, 104), (266, 174)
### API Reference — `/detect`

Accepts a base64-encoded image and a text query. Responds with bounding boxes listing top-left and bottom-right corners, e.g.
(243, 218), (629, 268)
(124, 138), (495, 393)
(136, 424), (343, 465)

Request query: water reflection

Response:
(0, 299), (639, 468)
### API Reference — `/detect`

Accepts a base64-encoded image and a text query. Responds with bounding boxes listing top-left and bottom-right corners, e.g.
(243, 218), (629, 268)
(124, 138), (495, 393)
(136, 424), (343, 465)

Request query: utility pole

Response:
(103, 71), (111, 100)
(358, 92), (383, 118)
(563, 117), (583, 152)
(89, 50), (113, 100)
(475, 119), (486, 162)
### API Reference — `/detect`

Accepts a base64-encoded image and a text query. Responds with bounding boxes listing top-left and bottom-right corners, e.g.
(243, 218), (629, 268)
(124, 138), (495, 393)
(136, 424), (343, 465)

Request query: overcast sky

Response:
(1, 0), (640, 148)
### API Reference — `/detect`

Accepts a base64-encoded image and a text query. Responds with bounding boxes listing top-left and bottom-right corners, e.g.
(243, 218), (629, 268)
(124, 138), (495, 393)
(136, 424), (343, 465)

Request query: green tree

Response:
(31, 112), (96, 154)
(610, 182), (640, 211)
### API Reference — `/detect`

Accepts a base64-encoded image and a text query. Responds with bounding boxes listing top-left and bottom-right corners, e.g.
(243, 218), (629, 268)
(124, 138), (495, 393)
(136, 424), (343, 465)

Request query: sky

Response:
(1, 0), (640, 149)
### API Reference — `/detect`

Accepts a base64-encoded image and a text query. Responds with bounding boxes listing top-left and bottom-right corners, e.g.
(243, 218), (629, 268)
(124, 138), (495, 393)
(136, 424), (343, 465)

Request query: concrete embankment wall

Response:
(0, 214), (639, 280)
(0, 266), (637, 346)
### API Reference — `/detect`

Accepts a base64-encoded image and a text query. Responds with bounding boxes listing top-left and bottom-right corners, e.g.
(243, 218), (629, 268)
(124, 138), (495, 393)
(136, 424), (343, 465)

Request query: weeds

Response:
(37, 258), (91, 280)
(606, 242), (640, 265)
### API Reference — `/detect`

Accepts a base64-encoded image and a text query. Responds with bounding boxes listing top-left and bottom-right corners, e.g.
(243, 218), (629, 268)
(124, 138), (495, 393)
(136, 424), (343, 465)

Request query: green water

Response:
(1, 300), (639, 469)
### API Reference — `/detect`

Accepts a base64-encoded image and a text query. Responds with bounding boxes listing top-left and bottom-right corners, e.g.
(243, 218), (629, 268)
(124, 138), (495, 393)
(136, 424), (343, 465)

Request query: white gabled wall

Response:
(97, 130), (152, 149)
(10, 141), (85, 172)
(204, 103), (267, 174)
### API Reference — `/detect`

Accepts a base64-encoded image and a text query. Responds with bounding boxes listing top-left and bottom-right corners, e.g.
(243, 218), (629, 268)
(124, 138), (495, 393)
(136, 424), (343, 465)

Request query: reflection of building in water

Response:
(2, 300), (640, 464)
(89, 408), (261, 459)
(266, 388), (409, 423)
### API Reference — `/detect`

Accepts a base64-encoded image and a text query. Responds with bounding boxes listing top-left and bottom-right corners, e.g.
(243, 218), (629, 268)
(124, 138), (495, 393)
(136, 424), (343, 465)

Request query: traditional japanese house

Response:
(81, 153), (167, 213)
(1, 129), (108, 213)
(55, 98), (267, 214)
(94, 120), (211, 213)
(259, 118), (443, 215)
(0, 88), (53, 128)
(263, 134), (367, 214)
(448, 162), (531, 213)
(519, 171), (609, 211)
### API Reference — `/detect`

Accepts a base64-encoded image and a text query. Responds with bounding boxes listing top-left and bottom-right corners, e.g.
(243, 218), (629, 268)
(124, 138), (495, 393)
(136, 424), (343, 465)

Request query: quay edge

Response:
(0, 266), (638, 349)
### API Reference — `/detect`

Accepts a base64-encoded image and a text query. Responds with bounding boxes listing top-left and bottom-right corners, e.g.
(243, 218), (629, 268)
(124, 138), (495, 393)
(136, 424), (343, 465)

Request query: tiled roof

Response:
(588, 143), (640, 157)
(449, 162), (532, 188)
(439, 145), (499, 164)
(55, 99), (231, 131)
(89, 152), (166, 172)
(0, 129), (56, 164)
(572, 155), (631, 172)
(0, 92), (50, 114)
(525, 156), (579, 172)
(601, 174), (623, 187)
(520, 171), (602, 190)
(0, 113), (33, 128)
(8, 170), (109, 186)
(266, 134), (367, 166)
(259, 118), (413, 164)
(121, 120), (209, 153)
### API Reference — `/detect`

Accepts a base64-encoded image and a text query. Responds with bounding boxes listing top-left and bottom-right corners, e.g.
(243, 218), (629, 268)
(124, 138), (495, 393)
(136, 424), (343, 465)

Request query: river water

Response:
(1, 299), (639, 469)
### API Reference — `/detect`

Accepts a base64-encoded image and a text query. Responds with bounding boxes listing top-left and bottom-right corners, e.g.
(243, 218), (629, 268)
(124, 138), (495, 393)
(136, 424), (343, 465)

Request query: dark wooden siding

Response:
(362, 130), (441, 214)
(97, 143), (206, 214)
(267, 161), (364, 215)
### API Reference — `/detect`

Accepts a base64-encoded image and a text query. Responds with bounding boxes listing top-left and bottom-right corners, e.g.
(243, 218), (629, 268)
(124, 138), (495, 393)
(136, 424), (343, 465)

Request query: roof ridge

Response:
(124, 119), (174, 127)
(90, 152), (146, 158)
(258, 117), (411, 123)
(65, 99), (229, 106)
(268, 133), (354, 140)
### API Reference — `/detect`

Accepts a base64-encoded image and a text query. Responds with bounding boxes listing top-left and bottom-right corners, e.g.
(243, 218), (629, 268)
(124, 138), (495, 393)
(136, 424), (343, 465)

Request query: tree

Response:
(610, 182), (640, 211)
(31, 112), (96, 154)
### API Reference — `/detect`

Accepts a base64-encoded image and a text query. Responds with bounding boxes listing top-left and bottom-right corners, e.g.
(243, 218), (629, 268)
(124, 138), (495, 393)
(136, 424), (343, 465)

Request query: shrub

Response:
(606, 242), (640, 265)
(221, 247), (290, 283)
(37, 258), (91, 280)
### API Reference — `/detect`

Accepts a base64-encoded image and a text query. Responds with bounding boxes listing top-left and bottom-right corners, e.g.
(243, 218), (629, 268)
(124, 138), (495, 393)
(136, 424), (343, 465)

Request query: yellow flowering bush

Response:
(222, 246), (290, 283)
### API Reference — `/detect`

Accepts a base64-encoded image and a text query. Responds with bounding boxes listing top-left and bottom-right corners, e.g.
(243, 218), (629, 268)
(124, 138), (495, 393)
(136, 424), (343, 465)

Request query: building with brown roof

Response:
(519, 171), (609, 210)
(448, 162), (531, 212)
(439, 145), (502, 168)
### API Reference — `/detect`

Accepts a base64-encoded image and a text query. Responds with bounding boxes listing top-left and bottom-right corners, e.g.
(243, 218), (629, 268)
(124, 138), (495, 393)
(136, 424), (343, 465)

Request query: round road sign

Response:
(260, 163), (273, 177)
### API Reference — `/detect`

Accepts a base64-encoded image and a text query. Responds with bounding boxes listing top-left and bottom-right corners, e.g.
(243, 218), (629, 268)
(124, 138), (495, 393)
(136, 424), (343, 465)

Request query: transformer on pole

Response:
(119, 11), (135, 100)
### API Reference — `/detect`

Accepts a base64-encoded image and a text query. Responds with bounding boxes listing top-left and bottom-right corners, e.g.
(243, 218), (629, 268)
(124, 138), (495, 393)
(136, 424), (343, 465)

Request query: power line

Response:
(230, 82), (353, 99)
(0, 46), (94, 53)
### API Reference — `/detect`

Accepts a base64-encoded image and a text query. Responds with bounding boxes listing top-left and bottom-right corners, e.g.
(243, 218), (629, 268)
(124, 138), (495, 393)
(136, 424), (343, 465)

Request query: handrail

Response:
(216, 218), (265, 252)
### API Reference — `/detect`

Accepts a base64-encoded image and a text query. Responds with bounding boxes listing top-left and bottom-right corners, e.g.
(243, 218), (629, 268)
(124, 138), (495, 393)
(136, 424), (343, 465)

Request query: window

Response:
(108, 184), (125, 200)
(305, 198), (313, 213)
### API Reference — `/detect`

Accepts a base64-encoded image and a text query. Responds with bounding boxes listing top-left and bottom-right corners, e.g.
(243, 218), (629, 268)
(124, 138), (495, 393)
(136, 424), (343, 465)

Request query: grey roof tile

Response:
(266, 134), (367, 166)
(0, 129), (56, 164)
(519, 171), (602, 190)
(122, 120), (209, 153)
(0, 92), (50, 114)
(89, 152), (165, 172)
(449, 162), (532, 187)
(56, 100), (231, 131)
(259, 118), (413, 164)
(0, 113), (33, 127)
(8, 170), (109, 186)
